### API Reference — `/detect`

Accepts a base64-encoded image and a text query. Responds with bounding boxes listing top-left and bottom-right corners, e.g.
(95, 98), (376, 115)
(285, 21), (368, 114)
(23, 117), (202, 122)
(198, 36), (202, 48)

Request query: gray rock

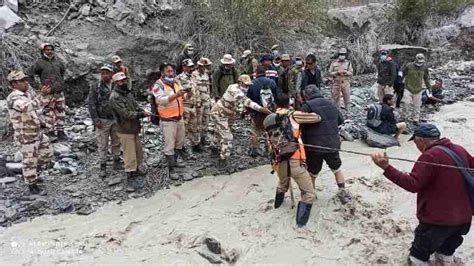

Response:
(0, 176), (17, 185)
(205, 237), (222, 254)
(182, 173), (194, 181)
(14, 151), (22, 162)
(6, 162), (22, 174)
(79, 4), (91, 16)
(52, 143), (72, 155)
(27, 199), (48, 211)
(108, 177), (122, 186)
(5, 208), (19, 220)
(197, 250), (223, 264)
(169, 173), (180, 181)
(362, 128), (400, 149)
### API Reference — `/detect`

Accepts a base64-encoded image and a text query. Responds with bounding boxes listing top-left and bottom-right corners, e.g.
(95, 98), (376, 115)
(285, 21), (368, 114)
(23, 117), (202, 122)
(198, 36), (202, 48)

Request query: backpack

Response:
(260, 85), (275, 110)
(366, 103), (383, 128)
(433, 145), (474, 215)
(264, 112), (300, 163)
(148, 80), (164, 126)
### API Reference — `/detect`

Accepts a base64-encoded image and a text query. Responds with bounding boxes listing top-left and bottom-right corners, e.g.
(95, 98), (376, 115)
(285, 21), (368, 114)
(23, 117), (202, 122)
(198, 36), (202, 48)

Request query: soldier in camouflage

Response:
(177, 59), (202, 153)
(26, 43), (68, 140)
(209, 74), (271, 168)
(192, 57), (213, 147)
(6, 70), (52, 194)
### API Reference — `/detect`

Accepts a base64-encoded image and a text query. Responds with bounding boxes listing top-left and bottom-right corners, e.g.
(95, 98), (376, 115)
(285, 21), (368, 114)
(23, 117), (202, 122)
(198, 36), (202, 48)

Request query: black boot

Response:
(99, 163), (107, 178)
(174, 150), (186, 168)
(249, 147), (258, 158)
(200, 136), (209, 146)
(296, 201), (312, 227)
(127, 172), (135, 179)
(28, 183), (42, 195)
(56, 130), (68, 140)
(166, 155), (176, 170)
(217, 158), (227, 169)
(134, 168), (147, 177)
(192, 144), (203, 153)
(112, 158), (123, 170)
(274, 191), (285, 209)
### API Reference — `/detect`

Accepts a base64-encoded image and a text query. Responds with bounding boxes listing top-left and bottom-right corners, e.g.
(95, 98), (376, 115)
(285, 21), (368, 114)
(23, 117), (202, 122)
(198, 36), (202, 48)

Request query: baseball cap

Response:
(100, 63), (114, 72)
(408, 123), (441, 141)
(281, 54), (290, 61)
(40, 43), (54, 50)
(242, 50), (252, 58)
(7, 70), (27, 82)
(111, 55), (122, 63)
(112, 72), (127, 82)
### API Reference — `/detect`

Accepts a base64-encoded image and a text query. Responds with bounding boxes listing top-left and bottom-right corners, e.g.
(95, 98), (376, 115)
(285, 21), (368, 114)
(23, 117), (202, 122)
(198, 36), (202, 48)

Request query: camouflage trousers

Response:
(199, 101), (212, 135)
(184, 106), (201, 146)
(331, 80), (351, 111)
(401, 91), (422, 123)
(42, 94), (66, 133)
(209, 109), (233, 160)
(20, 134), (50, 185)
(95, 119), (121, 164)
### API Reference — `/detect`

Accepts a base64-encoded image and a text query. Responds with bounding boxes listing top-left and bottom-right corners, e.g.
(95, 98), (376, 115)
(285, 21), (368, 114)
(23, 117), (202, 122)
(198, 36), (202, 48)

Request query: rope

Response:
(232, 132), (474, 172)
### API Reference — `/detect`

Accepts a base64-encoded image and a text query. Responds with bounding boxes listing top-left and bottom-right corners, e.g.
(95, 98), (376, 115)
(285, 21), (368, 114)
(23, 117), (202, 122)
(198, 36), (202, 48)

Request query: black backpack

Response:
(148, 80), (164, 126)
(264, 112), (300, 162)
(366, 103), (382, 128)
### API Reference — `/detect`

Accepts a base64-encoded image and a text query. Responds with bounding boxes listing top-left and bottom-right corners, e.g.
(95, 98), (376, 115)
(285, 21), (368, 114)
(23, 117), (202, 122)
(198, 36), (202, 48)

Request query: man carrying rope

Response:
(372, 123), (473, 266)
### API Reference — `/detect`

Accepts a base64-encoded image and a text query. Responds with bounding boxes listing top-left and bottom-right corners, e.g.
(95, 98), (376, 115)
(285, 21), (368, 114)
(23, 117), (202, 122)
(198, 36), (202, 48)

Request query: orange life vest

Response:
(290, 119), (306, 161)
(155, 80), (185, 119)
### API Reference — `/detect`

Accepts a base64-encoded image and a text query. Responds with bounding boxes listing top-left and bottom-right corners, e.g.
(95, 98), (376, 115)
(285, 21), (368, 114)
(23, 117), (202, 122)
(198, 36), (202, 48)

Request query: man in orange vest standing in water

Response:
(151, 63), (193, 170)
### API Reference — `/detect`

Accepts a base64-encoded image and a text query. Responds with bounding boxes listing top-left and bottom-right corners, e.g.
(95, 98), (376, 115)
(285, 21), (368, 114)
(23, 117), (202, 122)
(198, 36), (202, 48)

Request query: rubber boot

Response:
(56, 130), (68, 141)
(192, 144), (203, 153)
(134, 168), (147, 177)
(296, 201), (312, 227)
(200, 136), (209, 146)
(174, 150), (186, 168)
(99, 163), (107, 178)
(274, 191), (285, 208)
(127, 172), (134, 179)
(166, 155), (176, 170)
(249, 147), (258, 158)
(337, 188), (352, 205)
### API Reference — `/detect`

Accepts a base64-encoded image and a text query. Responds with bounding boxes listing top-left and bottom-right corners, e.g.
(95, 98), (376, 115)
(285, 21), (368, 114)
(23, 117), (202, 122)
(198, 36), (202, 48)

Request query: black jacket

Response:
(88, 80), (114, 123)
(109, 86), (145, 134)
(371, 104), (397, 134)
(300, 68), (323, 91)
(377, 60), (397, 86)
(300, 97), (343, 152)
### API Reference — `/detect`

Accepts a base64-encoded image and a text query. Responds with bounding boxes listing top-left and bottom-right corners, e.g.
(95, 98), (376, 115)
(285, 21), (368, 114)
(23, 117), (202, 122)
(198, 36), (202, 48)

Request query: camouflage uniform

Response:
(26, 54), (67, 134)
(192, 70), (212, 139)
(328, 59), (353, 111)
(210, 84), (263, 160)
(176, 72), (201, 146)
(7, 89), (51, 184)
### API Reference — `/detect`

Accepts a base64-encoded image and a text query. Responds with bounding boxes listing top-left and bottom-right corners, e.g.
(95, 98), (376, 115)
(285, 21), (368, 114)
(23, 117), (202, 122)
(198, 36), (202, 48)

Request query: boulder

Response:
(457, 6), (474, 28)
(6, 162), (22, 174)
(0, 100), (12, 138)
(376, 44), (430, 66)
(361, 128), (400, 149)
(0, 5), (21, 31)
(79, 4), (91, 16)
(52, 143), (72, 155)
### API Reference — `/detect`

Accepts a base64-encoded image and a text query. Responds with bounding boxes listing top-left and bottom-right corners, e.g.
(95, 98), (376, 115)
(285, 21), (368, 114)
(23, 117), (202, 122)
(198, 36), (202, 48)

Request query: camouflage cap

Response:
(184, 43), (194, 50)
(112, 72), (127, 82)
(197, 57), (212, 66)
(182, 58), (194, 67)
(338, 48), (348, 54)
(221, 54), (236, 65)
(281, 54), (291, 61)
(238, 74), (252, 86)
(416, 53), (426, 63)
(271, 44), (279, 50)
(7, 70), (27, 82)
(111, 55), (122, 63)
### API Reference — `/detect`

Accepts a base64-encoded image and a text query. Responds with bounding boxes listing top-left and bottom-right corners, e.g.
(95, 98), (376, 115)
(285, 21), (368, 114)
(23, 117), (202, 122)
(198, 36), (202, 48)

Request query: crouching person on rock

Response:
(6, 70), (52, 194)
(109, 72), (151, 178)
(264, 94), (317, 227)
(88, 64), (122, 178)
(372, 124), (473, 266)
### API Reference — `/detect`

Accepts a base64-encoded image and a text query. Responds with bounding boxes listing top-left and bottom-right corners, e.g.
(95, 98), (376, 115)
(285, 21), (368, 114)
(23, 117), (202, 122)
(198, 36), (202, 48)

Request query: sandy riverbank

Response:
(1, 101), (473, 265)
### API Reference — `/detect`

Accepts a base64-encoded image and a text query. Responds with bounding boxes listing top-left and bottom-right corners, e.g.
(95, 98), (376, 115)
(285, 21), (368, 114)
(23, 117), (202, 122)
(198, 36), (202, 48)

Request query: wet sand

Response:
(1, 101), (473, 265)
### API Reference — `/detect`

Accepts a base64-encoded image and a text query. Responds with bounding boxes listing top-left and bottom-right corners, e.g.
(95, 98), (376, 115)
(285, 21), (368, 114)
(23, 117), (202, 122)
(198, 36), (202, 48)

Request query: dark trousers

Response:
(305, 150), (342, 175)
(410, 222), (471, 261)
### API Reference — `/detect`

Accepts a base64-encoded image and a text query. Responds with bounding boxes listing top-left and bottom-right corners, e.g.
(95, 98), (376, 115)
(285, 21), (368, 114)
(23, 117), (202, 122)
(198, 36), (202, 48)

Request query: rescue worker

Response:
(246, 66), (278, 157)
(26, 43), (67, 140)
(296, 85), (352, 204)
(264, 93), (318, 227)
(212, 54), (239, 99)
(192, 57), (213, 146)
(297, 54), (323, 92)
(111, 55), (129, 76)
(277, 54), (292, 96)
(210, 74), (271, 167)
(371, 124), (473, 265)
(270, 44), (279, 58)
(272, 54), (283, 76)
(176, 43), (195, 75)
(151, 63), (192, 170)
(241, 50), (258, 77)
(328, 48), (353, 112)
(176, 59), (201, 152)
(6, 70), (51, 194)
(376, 49), (397, 103)
(88, 63), (121, 178)
(402, 53), (431, 125)
(109, 72), (151, 178)
(290, 57), (304, 109)
(259, 54), (278, 83)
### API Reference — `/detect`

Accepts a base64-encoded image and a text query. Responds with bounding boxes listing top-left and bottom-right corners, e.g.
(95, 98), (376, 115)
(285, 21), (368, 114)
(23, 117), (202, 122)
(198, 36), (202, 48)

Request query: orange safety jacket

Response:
(152, 79), (185, 120)
(290, 119), (306, 161)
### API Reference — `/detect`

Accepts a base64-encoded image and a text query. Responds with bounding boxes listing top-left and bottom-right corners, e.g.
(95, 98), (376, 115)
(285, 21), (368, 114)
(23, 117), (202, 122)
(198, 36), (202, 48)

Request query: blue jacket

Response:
(246, 76), (278, 107)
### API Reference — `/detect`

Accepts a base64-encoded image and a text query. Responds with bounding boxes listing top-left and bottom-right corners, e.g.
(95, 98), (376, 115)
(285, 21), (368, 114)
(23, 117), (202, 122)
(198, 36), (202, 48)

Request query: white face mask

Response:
(164, 77), (174, 83)
(380, 55), (387, 61)
(187, 50), (194, 56)
(338, 55), (346, 60)
(273, 63), (280, 67)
